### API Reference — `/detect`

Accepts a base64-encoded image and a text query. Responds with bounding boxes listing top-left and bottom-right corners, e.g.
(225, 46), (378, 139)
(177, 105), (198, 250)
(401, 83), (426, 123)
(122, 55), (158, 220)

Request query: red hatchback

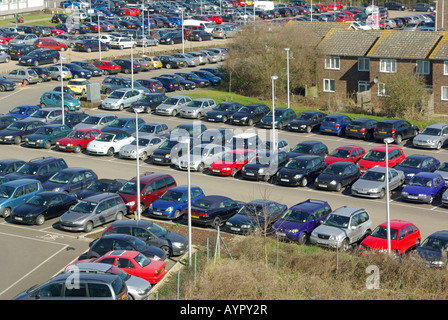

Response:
(360, 220), (421, 256)
(357, 146), (405, 173)
(208, 149), (257, 177)
(93, 60), (121, 75)
(34, 38), (68, 51)
(325, 145), (366, 166)
(50, 28), (65, 36)
(56, 128), (101, 153)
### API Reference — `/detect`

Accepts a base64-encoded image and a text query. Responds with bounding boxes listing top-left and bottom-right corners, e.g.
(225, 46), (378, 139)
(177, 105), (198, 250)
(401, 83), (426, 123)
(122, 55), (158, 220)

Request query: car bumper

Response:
(309, 235), (342, 248)
(101, 104), (121, 110)
(59, 221), (86, 231)
(209, 168), (233, 176)
(0, 136), (16, 143)
(150, 155), (172, 165)
(87, 148), (108, 155)
(221, 225), (252, 235)
(401, 194), (432, 203)
(24, 141), (46, 148)
(412, 141), (438, 149)
(351, 189), (383, 198)
(10, 214), (36, 224)
(276, 177), (301, 186)
(320, 128), (340, 135)
(314, 182), (339, 191)
(56, 144), (76, 152)
(288, 125), (309, 132)
(147, 209), (176, 219)
(345, 130), (367, 139)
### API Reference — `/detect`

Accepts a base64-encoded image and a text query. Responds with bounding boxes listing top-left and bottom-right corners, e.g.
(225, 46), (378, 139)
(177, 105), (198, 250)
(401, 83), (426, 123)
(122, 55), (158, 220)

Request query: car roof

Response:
(403, 154), (433, 160)
(66, 262), (114, 273)
(81, 192), (119, 201)
(331, 206), (366, 217)
(132, 173), (171, 183)
(424, 123), (448, 129)
(414, 172), (441, 179)
(28, 156), (63, 164)
(3, 179), (40, 187)
(378, 219), (416, 229)
(290, 199), (329, 212)
(104, 250), (138, 258)
(51, 271), (120, 283)
(298, 140), (322, 145)
(0, 159), (24, 164)
(369, 146), (402, 151)
(427, 230), (448, 241)
(336, 145), (360, 150)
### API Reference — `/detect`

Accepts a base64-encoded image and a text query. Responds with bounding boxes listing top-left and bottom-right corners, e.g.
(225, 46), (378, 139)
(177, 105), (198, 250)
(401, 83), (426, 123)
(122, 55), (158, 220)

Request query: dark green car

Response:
(25, 124), (71, 149)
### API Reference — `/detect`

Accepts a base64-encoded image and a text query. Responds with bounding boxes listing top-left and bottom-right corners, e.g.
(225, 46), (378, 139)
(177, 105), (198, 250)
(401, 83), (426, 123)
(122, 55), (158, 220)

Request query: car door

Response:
(69, 171), (85, 193)
(46, 194), (64, 219)
(348, 213), (363, 243)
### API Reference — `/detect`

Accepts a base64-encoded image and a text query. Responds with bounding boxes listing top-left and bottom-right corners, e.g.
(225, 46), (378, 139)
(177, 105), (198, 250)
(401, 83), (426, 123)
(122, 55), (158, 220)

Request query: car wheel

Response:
(166, 64), (172, 69)
(103, 70), (109, 75)
(57, 75), (61, 82)
(0, 85), (4, 92)
(2, 207), (11, 218)
(230, 167), (238, 177)
(14, 136), (21, 145)
(173, 210), (181, 219)
(247, 119), (254, 126)
(428, 196), (434, 204)
(211, 216), (221, 229)
(306, 125), (312, 133)
(83, 221), (93, 233)
(335, 183), (342, 192)
(161, 245), (172, 257)
(170, 40), (174, 45)
(5, 57), (10, 63)
(198, 37), (202, 41)
(124, 68), (130, 74)
(299, 232), (308, 245)
(140, 152), (148, 161)
(73, 145), (81, 153)
(364, 132), (371, 141)
(40, 103), (46, 108)
(44, 141), (51, 149)
(197, 162), (205, 172)
(341, 238), (350, 251)
(37, 77), (44, 83)
(119, 104), (124, 111)
(379, 189), (386, 199)
(60, 47), (65, 51)
(300, 177), (308, 187)
(35, 214), (45, 225)
(33, 60), (39, 67)
(106, 147), (114, 156)
(52, 58), (57, 64)
(119, 45), (124, 50)
(395, 135), (402, 144)
(171, 110), (177, 117)
(115, 211), (123, 221)
(222, 116), (228, 123)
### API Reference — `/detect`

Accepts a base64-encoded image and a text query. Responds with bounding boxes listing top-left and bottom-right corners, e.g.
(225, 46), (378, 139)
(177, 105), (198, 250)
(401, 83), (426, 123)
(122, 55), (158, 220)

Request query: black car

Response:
(187, 30), (213, 41)
(157, 55), (184, 69)
(175, 72), (210, 87)
(8, 44), (37, 61)
(314, 162), (360, 192)
(51, 86), (76, 97)
(0, 78), (16, 92)
(75, 178), (127, 200)
(5, 156), (68, 183)
(200, 67), (226, 79)
(385, 1), (406, 10)
(74, 39), (111, 53)
(113, 58), (142, 74)
(275, 155), (326, 187)
(345, 118), (378, 141)
(222, 200), (288, 235)
(0, 119), (45, 145)
(135, 79), (165, 93)
(50, 111), (89, 128)
(412, 3), (434, 12)
(102, 220), (188, 257)
(50, 13), (69, 24)
(10, 191), (77, 225)
(0, 115), (17, 130)
(287, 110), (327, 133)
(205, 102), (243, 123)
(152, 76), (181, 92)
(373, 119), (420, 144)
(28, 66), (51, 82)
(71, 61), (103, 77)
(185, 195), (242, 229)
(159, 31), (183, 45)
(0, 159), (26, 176)
(131, 93), (168, 113)
(161, 74), (196, 90)
(241, 151), (289, 182)
(229, 104), (270, 126)
(149, 137), (184, 165)
(84, 234), (167, 261)
(288, 141), (328, 159)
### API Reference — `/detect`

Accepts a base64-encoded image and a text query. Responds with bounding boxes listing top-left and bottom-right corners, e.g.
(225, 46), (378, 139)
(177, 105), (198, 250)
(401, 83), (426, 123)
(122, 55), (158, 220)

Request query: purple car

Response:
(401, 172), (445, 204)
(271, 199), (332, 244)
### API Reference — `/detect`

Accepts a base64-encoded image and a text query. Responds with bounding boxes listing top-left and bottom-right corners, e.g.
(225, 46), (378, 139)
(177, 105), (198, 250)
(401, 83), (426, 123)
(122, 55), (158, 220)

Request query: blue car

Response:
(416, 230), (448, 268)
(401, 172), (445, 204)
(0, 119), (45, 145)
(147, 185), (205, 220)
(42, 168), (98, 194)
(271, 199), (332, 244)
(40, 91), (81, 111)
(320, 114), (352, 136)
(61, 0), (82, 8)
(62, 63), (92, 79)
(395, 155), (440, 184)
(101, 117), (146, 134)
(18, 49), (60, 67)
(5, 156), (68, 183)
(0, 179), (43, 218)
(190, 70), (221, 86)
(7, 105), (40, 120)
(0, 115), (18, 130)
(0, 159), (26, 176)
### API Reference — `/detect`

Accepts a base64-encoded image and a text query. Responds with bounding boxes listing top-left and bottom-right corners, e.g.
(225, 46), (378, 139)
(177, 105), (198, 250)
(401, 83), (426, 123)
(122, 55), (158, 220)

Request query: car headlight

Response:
(5, 136), (12, 139)
(329, 235), (340, 241)
(53, 187), (61, 192)
(258, 168), (267, 174)
(172, 242), (184, 248)
(241, 117), (248, 121)
(419, 194), (429, 198)
(294, 174), (303, 179)
(216, 114), (222, 118)
(329, 180), (337, 185)
(241, 224), (251, 229)
(166, 206), (173, 212)
(126, 201), (135, 206)
(287, 229), (299, 233)
(226, 221), (232, 226)
(369, 188), (379, 193)
(27, 59), (32, 62)
(402, 192), (408, 196)
(407, 173), (415, 177)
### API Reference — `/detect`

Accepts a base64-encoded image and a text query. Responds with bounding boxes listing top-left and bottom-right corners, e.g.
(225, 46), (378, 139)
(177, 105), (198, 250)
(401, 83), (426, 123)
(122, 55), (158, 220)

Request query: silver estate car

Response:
(172, 53), (200, 67)
(155, 95), (193, 117)
(119, 133), (166, 160)
(73, 113), (117, 130)
(58, 193), (127, 233)
(175, 143), (230, 172)
(180, 98), (217, 119)
(101, 88), (144, 111)
(310, 206), (373, 251)
(351, 166), (405, 199)
(412, 123), (448, 150)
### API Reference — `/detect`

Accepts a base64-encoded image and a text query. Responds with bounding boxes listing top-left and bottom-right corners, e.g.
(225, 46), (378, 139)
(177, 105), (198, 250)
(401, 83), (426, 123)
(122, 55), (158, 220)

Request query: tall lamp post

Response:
(134, 106), (144, 221)
(384, 137), (394, 255)
(98, 12), (102, 61)
(131, 35), (134, 90)
(60, 56), (66, 125)
(284, 47), (290, 109)
(271, 75), (278, 151)
(181, 8), (185, 54)
(179, 137), (192, 266)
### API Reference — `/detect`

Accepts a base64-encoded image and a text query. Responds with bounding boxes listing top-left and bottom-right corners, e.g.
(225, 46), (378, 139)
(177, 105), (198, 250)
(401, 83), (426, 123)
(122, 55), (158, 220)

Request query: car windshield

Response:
(71, 200), (98, 213)
(129, 237), (148, 252)
(408, 176), (433, 187)
(322, 166), (344, 176)
(238, 204), (263, 216)
(118, 181), (145, 195)
(6, 122), (27, 131)
(49, 171), (73, 184)
(186, 101), (203, 108)
(399, 158), (422, 168)
(67, 130), (85, 139)
(361, 171), (385, 182)
(329, 149), (350, 158)
(420, 236), (448, 252)
(284, 159), (308, 170)
(160, 190), (184, 202)
(0, 185), (14, 198)
(159, 140), (179, 150)
(323, 214), (350, 228)
(108, 119), (127, 128)
(248, 156), (271, 165)
(214, 104), (233, 111)
(134, 252), (151, 267)
(370, 226), (398, 240)
(9, 106), (27, 115)
(322, 117), (338, 124)
(26, 195), (49, 206)
(130, 138), (150, 147)
(16, 163), (39, 175)
(108, 91), (126, 99)
(31, 110), (49, 118)
(86, 180), (109, 192)
(280, 209), (309, 223)
(420, 127), (441, 136)
(221, 152), (241, 162)
(35, 127), (54, 135)
(82, 116), (100, 124)
(146, 223), (168, 237)
(163, 97), (179, 105)
(237, 106), (255, 114)
(296, 112), (314, 120)
(363, 150), (385, 161)
(291, 144), (311, 153)
(96, 133), (114, 142)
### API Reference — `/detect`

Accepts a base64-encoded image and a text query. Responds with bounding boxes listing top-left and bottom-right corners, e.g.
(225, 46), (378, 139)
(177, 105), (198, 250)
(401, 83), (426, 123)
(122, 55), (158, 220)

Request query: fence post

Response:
(177, 270), (180, 300)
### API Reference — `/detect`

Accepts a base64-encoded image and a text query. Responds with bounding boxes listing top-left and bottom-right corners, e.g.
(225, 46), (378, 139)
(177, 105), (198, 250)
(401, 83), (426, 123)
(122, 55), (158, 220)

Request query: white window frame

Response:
(444, 61), (448, 75)
(442, 86), (448, 101)
(323, 79), (335, 92)
(358, 81), (370, 92)
(358, 58), (370, 72)
(325, 56), (340, 70)
(378, 82), (388, 97)
(380, 59), (397, 73)
(416, 60), (430, 75)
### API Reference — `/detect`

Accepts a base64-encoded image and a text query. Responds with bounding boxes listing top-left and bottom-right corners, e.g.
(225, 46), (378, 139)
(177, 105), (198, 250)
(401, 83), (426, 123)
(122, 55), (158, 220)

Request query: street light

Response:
(384, 137), (394, 255)
(434, 0), (438, 31)
(181, 8), (185, 54)
(134, 106), (144, 221)
(179, 137), (192, 266)
(131, 35), (134, 90)
(284, 48), (290, 109)
(60, 56), (66, 125)
(271, 75), (278, 151)
(97, 12), (101, 61)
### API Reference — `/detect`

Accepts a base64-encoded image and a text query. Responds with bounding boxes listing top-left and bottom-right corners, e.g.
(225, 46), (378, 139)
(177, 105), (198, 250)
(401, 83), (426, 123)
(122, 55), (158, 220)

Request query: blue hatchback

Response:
(147, 185), (205, 220)
(7, 105), (40, 120)
(0, 179), (43, 218)
(395, 155), (440, 184)
(190, 70), (221, 86)
(271, 199), (332, 244)
(401, 172), (445, 204)
(320, 114), (352, 136)
(42, 167), (98, 194)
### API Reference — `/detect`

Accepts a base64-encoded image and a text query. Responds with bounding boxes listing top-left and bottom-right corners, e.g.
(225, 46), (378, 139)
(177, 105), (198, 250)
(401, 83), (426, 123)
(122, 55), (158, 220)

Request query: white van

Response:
(183, 19), (214, 33)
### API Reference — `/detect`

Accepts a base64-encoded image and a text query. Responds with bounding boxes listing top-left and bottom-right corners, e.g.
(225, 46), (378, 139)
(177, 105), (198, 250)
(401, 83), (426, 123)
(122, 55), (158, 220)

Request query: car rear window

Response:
(376, 122), (393, 130)
(111, 277), (126, 297)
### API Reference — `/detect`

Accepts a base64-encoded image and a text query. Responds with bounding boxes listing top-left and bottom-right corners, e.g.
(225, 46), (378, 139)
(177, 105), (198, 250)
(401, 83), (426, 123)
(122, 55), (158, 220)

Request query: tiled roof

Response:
(428, 32), (448, 60)
(286, 21), (349, 39)
(317, 29), (381, 56)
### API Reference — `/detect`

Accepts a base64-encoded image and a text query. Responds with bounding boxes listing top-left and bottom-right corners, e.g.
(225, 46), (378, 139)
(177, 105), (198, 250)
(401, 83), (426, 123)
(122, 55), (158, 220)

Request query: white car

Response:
(99, 34), (117, 44)
(87, 130), (135, 156)
(109, 37), (137, 50)
(175, 143), (230, 172)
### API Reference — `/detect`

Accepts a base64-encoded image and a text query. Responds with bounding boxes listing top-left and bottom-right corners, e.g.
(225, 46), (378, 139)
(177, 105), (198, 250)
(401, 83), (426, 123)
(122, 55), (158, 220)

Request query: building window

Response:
(380, 59), (397, 73)
(444, 62), (448, 75)
(442, 86), (448, 100)
(358, 81), (370, 92)
(323, 79), (335, 92)
(325, 56), (340, 70)
(416, 60), (430, 75)
(378, 82), (388, 97)
(358, 58), (370, 72)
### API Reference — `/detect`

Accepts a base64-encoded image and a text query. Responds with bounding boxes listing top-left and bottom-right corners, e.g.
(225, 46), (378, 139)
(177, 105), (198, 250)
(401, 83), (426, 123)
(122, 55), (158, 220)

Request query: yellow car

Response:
(145, 57), (163, 69)
(67, 79), (90, 95)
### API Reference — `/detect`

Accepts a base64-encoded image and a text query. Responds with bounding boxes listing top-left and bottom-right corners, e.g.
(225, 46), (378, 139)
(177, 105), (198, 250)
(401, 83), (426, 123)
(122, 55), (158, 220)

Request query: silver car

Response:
(138, 122), (171, 136)
(135, 35), (159, 47)
(175, 143), (230, 172)
(434, 161), (448, 186)
(180, 98), (217, 119)
(412, 123), (448, 150)
(101, 88), (144, 111)
(188, 51), (208, 65)
(64, 262), (152, 300)
(73, 113), (117, 130)
(59, 193), (127, 233)
(9, 34), (39, 45)
(351, 166), (405, 199)
(47, 65), (72, 81)
(258, 138), (291, 153)
(119, 133), (166, 160)
(172, 53), (200, 67)
(310, 206), (373, 251)
(1, 68), (39, 84)
(211, 26), (237, 39)
(199, 50), (220, 63)
(155, 95), (193, 117)
(52, 34), (77, 48)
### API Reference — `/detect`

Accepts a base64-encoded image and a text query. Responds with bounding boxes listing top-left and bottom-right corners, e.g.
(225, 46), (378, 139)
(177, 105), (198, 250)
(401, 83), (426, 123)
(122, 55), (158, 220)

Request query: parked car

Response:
(9, 34), (38, 46)
(401, 172), (445, 204)
(113, 58), (142, 74)
(5, 156), (68, 183)
(412, 3), (434, 12)
(1, 68), (39, 85)
(101, 88), (144, 111)
(41, 168), (97, 194)
(155, 95), (193, 117)
(259, 108), (296, 130)
(345, 118), (378, 140)
(109, 37), (136, 49)
(149, 138), (183, 166)
(46, 65), (72, 81)
(34, 38), (68, 51)
(62, 63), (92, 79)
(102, 117), (145, 135)
(73, 113), (117, 131)
(0, 179), (43, 218)
(204, 102), (243, 123)
(271, 199), (332, 244)
(385, 2), (406, 10)
(0, 159), (26, 176)
(10, 191), (77, 225)
(275, 155), (326, 187)
(319, 114), (352, 136)
(222, 200), (288, 235)
(175, 143), (230, 172)
(241, 151), (289, 182)
(357, 146), (405, 173)
(159, 31), (183, 45)
(416, 230), (448, 268)
(211, 26), (237, 38)
(359, 220), (421, 256)
(101, 76), (147, 95)
(130, 93), (168, 114)
(55, 128), (100, 153)
(157, 55), (185, 69)
(93, 60), (121, 75)
(24, 124), (71, 149)
(187, 30), (213, 41)
(172, 53), (199, 67)
(0, 119), (45, 145)
(175, 72), (211, 87)
(87, 130), (135, 157)
(314, 162), (360, 192)
(8, 44), (37, 61)
(28, 66), (51, 82)
(351, 166), (405, 199)
(161, 74), (196, 90)
(435, 161), (448, 186)
(412, 123), (448, 150)
(288, 141), (329, 159)
(0, 78), (16, 92)
(374, 119), (419, 144)
(209, 148), (257, 177)
(229, 104), (270, 126)
(39, 92), (81, 111)
(325, 145), (366, 166)
(190, 70), (221, 85)
(0, 115), (18, 130)
(71, 61), (103, 77)
(395, 155), (440, 184)
(180, 98), (217, 119)
(135, 79), (165, 94)
(151, 76), (181, 92)
(138, 122), (170, 137)
(310, 206), (373, 251)
(119, 133), (165, 160)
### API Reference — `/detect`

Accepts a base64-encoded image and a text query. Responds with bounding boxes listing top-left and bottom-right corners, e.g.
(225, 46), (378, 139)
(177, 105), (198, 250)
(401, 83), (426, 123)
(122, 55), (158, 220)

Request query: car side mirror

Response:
(350, 226), (356, 230)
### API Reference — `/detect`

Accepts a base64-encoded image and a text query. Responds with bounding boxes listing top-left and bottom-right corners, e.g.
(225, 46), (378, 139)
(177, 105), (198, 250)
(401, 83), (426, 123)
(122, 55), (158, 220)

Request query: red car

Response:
(123, 7), (140, 16)
(327, 2), (344, 10)
(56, 128), (101, 153)
(75, 250), (167, 284)
(357, 146), (405, 173)
(360, 220), (421, 256)
(208, 149), (257, 177)
(93, 60), (121, 75)
(34, 38), (68, 51)
(336, 14), (354, 22)
(50, 28), (65, 36)
(315, 4), (328, 11)
(206, 15), (223, 24)
(325, 146), (366, 166)
(0, 34), (16, 45)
